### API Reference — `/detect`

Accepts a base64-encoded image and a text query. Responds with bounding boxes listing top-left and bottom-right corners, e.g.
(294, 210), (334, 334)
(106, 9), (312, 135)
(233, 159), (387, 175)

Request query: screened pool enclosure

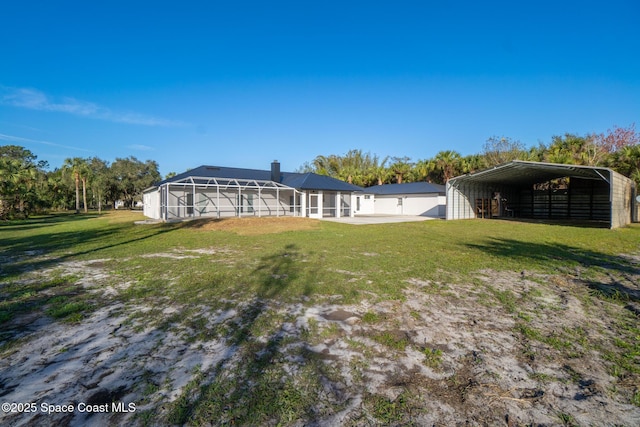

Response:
(144, 175), (303, 221)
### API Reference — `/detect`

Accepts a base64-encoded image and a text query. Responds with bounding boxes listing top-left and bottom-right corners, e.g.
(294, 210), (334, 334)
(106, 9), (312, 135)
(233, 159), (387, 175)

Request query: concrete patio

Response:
(321, 215), (440, 225)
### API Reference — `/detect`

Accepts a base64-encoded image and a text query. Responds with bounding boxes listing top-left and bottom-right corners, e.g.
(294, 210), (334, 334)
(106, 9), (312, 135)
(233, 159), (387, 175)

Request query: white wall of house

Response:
(436, 195), (446, 217)
(143, 190), (160, 219)
(373, 194), (444, 217)
(353, 194), (375, 215)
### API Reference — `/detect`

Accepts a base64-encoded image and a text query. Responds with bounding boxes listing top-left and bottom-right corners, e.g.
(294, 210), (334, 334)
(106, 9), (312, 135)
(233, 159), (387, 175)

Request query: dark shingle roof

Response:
(156, 165), (271, 185)
(282, 173), (364, 192)
(364, 182), (445, 195)
(155, 165), (364, 192)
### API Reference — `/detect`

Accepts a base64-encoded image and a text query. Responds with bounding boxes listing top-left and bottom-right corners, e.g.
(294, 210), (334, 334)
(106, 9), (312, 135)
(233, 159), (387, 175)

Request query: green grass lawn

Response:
(2, 211), (638, 305)
(1, 211), (639, 426)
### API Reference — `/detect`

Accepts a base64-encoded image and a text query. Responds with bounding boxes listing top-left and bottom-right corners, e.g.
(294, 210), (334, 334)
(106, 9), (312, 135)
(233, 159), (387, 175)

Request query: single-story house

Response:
(143, 161), (365, 221)
(446, 160), (637, 229)
(356, 182), (446, 217)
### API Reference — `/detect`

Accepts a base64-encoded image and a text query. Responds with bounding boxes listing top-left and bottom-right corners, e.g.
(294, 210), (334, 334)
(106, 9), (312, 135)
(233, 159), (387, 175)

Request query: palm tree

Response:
(46, 169), (74, 211)
(389, 157), (412, 184)
(461, 154), (486, 175)
(312, 154), (340, 177)
(0, 157), (38, 218)
(80, 164), (90, 213)
(526, 143), (547, 162)
(415, 158), (435, 182)
(434, 150), (462, 183)
(313, 150), (389, 186)
(369, 155), (390, 185)
(63, 157), (88, 213)
(544, 134), (598, 166)
(89, 157), (109, 213)
(339, 150), (370, 186)
(608, 145), (640, 186)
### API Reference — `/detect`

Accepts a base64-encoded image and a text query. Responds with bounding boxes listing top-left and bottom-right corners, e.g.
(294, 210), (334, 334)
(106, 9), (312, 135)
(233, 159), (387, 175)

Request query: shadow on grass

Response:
(0, 214), (195, 279)
(466, 237), (640, 303)
(0, 234), (231, 426)
(0, 213), (203, 337)
(167, 243), (334, 425)
(0, 217), (333, 425)
(496, 217), (611, 229)
(0, 213), (208, 342)
(0, 212), (102, 231)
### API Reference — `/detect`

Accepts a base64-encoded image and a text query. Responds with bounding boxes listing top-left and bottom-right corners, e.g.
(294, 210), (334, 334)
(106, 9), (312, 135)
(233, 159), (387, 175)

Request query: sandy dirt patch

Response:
(1, 255), (639, 426)
(182, 216), (321, 235)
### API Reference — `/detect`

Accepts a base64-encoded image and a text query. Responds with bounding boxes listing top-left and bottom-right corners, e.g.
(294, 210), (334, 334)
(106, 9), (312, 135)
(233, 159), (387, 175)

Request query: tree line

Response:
(1, 124), (638, 220)
(0, 145), (161, 219)
(298, 124), (640, 188)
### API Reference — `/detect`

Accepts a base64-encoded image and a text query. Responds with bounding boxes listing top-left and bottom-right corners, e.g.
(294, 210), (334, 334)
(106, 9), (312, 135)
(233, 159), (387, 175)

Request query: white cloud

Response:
(0, 133), (92, 152)
(0, 86), (186, 127)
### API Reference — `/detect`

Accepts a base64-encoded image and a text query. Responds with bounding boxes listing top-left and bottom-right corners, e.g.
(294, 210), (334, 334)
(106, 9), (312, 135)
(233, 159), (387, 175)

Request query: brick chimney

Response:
(270, 160), (281, 182)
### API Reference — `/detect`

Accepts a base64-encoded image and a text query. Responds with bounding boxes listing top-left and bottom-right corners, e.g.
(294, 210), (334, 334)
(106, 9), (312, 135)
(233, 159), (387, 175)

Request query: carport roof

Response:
(448, 161), (613, 187)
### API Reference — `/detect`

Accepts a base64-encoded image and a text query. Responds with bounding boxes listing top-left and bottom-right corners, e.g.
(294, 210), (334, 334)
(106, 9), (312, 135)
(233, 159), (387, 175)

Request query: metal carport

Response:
(446, 161), (636, 229)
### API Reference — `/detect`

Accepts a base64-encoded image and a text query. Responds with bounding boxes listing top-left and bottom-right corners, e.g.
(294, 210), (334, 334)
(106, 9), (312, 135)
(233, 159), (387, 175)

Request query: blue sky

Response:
(1, 1), (639, 177)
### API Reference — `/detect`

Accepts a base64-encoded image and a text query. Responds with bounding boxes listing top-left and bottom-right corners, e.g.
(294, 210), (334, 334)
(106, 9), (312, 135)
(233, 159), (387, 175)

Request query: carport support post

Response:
(192, 183), (196, 218)
(590, 181), (595, 219)
(567, 183), (572, 219)
(163, 184), (167, 221)
(166, 184), (170, 220)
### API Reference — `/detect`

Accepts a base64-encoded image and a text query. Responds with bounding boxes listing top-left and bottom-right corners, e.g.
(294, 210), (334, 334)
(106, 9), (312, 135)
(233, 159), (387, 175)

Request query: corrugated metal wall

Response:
(446, 182), (517, 220)
(446, 181), (477, 220)
(611, 171), (635, 229)
(517, 179), (610, 222)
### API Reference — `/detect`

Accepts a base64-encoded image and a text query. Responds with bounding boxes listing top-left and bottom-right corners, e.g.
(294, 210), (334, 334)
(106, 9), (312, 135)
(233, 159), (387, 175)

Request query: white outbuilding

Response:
(358, 182), (446, 217)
